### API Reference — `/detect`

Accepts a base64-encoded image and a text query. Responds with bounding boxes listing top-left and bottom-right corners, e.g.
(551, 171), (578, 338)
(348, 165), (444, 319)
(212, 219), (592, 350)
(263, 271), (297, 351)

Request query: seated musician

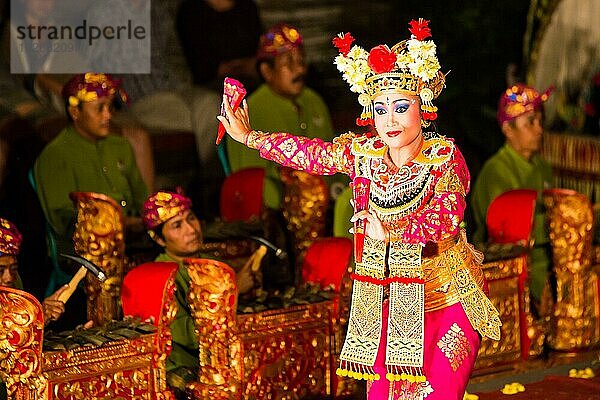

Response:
(33, 73), (149, 264)
(141, 190), (259, 396)
(471, 84), (553, 306)
(0, 217), (67, 324)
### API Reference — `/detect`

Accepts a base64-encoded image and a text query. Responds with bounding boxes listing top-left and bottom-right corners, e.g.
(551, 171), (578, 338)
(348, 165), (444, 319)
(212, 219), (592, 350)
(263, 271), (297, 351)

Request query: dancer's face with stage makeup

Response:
(373, 92), (422, 152)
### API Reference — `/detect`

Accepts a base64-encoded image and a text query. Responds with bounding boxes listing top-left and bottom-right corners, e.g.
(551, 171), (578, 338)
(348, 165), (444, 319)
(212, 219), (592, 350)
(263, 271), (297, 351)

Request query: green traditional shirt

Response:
(34, 126), (148, 254)
(471, 143), (553, 299)
(227, 84), (335, 208)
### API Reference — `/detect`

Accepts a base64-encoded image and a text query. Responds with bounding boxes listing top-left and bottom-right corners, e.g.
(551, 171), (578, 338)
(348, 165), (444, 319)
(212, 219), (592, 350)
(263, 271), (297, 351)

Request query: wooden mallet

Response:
(57, 254), (107, 303)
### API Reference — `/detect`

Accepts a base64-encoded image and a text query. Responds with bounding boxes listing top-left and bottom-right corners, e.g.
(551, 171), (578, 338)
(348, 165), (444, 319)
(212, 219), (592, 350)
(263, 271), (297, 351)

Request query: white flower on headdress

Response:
(408, 39), (437, 60)
(404, 38), (440, 82)
(347, 45), (368, 60)
(334, 45), (370, 93)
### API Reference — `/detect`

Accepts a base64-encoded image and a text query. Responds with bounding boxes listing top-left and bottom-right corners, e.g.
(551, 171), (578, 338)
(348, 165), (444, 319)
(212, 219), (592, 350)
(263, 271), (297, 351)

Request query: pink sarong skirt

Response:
(366, 300), (481, 400)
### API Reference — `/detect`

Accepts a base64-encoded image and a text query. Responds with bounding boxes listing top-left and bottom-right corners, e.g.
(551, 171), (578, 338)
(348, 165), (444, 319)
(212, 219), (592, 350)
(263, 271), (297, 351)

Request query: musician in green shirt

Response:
(142, 190), (260, 397)
(34, 73), (148, 258)
(471, 84), (553, 301)
(227, 24), (338, 209)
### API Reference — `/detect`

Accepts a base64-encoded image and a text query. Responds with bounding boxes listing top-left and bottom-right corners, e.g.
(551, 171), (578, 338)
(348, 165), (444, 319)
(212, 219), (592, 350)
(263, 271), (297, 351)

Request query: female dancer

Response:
(218, 19), (501, 400)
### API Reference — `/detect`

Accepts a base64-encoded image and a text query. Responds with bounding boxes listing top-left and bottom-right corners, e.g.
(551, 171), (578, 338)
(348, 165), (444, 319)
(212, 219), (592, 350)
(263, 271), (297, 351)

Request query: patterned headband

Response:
(497, 84), (552, 125)
(62, 72), (128, 107)
(257, 24), (303, 60)
(142, 191), (193, 233)
(0, 218), (22, 256)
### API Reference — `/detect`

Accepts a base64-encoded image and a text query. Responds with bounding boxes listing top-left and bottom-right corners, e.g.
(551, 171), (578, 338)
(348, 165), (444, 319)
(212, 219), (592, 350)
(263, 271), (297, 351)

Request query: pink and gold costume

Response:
(244, 129), (501, 399)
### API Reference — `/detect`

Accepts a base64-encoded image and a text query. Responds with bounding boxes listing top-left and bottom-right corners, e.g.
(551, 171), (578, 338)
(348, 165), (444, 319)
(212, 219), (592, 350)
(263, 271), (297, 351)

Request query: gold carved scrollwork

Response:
(152, 268), (177, 400)
(237, 302), (332, 399)
(70, 192), (127, 326)
(0, 287), (47, 399)
(475, 265), (521, 369)
(156, 270), (178, 354)
(186, 258), (242, 400)
(543, 189), (599, 350)
(281, 169), (329, 267)
(477, 254), (546, 369)
(51, 368), (152, 399)
(41, 334), (172, 400)
(331, 265), (359, 397)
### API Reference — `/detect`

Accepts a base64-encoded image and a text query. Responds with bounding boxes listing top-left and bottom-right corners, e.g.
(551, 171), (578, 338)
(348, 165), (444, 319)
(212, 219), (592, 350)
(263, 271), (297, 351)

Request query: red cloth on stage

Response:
(220, 167), (265, 222)
(301, 237), (352, 291)
(121, 261), (178, 326)
(486, 189), (537, 244)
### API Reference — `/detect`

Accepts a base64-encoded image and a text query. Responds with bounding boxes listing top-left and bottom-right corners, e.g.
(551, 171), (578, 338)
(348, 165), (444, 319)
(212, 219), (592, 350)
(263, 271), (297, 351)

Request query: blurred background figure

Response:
(471, 84), (553, 305)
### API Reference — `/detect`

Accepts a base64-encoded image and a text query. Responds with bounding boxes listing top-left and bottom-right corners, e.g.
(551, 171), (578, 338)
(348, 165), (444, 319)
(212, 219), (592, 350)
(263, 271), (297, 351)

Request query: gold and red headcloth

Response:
(61, 72), (128, 107)
(0, 218), (22, 256)
(497, 83), (553, 126)
(256, 23), (303, 61)
(142, 191), (193, 237)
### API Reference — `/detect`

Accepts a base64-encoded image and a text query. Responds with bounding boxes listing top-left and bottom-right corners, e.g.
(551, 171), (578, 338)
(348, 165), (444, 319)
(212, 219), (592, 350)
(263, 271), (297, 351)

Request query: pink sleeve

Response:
(403, 147), (470, 244)
(245, 130), (355, 177)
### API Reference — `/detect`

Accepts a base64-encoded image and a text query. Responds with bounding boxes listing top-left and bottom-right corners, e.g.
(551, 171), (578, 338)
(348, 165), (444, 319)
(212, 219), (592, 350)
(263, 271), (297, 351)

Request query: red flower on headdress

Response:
(356, 117), (374, 127)
(408, 18), (432, 41)
(333, 32), (355, 56)
(422, 112), (437, 121)
(367, 45), (397, 74)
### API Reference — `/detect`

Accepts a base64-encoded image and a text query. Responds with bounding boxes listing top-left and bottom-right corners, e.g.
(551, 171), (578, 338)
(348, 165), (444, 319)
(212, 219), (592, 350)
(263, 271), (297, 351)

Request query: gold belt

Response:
(423, 234), (459, 257)
(422, 235), (485, 312)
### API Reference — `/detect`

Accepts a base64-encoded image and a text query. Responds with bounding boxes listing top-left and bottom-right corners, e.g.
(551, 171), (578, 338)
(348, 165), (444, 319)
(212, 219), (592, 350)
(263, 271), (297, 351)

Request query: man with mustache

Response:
(226, 24), (336, 210)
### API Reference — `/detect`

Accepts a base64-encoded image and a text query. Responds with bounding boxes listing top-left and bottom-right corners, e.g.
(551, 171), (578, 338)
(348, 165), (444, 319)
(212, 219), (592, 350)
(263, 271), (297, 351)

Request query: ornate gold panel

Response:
(281, 169), (329, 266)
(187, 258), (243, 400)
(544, 189), (599, 350)
(0, 287), (46, 399)
(475, 273), (521, 369)
(238, 302), (332, 399)
(70, 192), (128, 326)
(186, 258), (333, 399)
(1, 267), (177, 400)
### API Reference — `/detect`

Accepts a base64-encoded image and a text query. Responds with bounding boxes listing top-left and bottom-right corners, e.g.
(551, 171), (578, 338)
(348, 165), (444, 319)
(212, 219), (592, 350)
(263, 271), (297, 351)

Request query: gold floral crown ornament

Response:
(333, 19), (445, 126)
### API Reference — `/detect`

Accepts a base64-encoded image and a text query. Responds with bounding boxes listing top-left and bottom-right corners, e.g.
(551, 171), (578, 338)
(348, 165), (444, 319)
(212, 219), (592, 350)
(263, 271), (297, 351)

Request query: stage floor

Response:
(468, 348), (600, 399)
(334, 348), (600, 400)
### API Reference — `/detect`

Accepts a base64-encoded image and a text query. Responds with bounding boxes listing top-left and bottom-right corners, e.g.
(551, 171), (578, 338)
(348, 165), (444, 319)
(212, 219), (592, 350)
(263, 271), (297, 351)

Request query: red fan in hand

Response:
(216, 77), (247, 145)
(352, 177), (371, 263)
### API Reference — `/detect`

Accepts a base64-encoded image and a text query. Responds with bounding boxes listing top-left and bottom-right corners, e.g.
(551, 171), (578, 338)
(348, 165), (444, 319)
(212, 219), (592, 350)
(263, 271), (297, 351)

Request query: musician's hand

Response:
(217, 97), (252, 143)
(43, 285), (67, 325)
(350, 210), (387, 241)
